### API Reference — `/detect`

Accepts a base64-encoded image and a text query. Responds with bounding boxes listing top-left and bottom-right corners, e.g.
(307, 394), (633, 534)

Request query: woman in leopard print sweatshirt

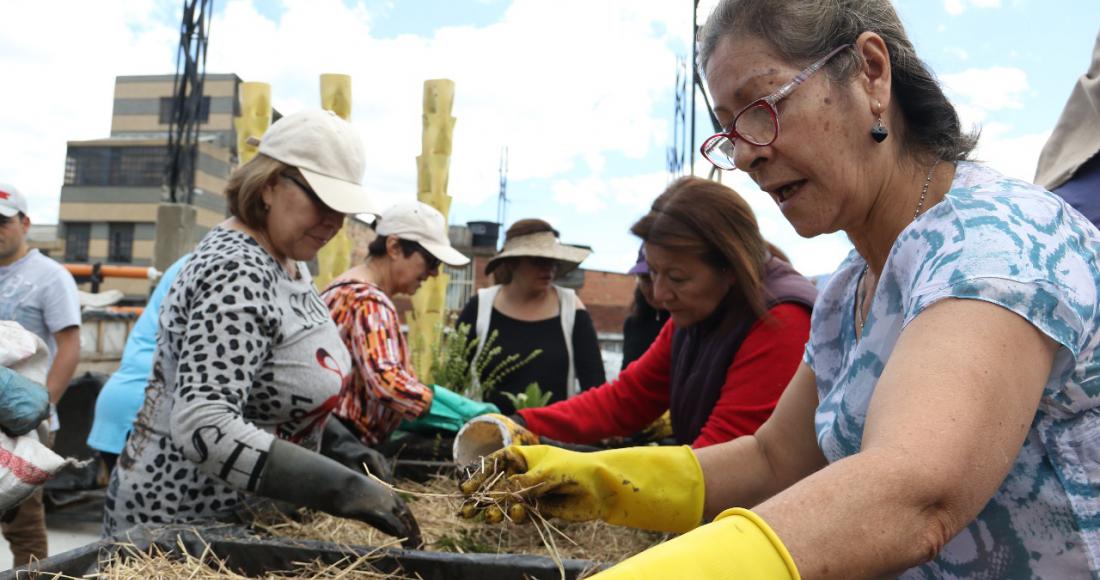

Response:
(105, 110), (420, 547)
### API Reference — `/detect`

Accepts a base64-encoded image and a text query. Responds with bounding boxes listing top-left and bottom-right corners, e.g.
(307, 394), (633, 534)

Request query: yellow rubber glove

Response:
(590, 508), (800, 580)
(453, 413), (540, 465)
(459, 444), (704, 533)
(640, 410), (673, 442)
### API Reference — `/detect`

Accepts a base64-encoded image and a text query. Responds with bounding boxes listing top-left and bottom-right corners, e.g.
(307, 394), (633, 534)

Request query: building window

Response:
(65, 146), (166, 187)
(159, 96), (211, 125)
(67, 147), (111, 186)
(64, 223), (90, 263)
(445, 263), (475, 313)
(111, 147), (165, 186)
(64, 155), (77, 185)
(107, 222), (134, 264)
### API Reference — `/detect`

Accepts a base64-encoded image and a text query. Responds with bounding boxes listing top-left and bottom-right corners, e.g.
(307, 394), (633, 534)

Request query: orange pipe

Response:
(65, 264), (155, 279)
(108, 306), (145, 316)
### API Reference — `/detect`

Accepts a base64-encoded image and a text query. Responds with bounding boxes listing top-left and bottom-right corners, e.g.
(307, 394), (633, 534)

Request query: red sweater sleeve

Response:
(691, 303), (811, 448)
(518, 320), (676, 444)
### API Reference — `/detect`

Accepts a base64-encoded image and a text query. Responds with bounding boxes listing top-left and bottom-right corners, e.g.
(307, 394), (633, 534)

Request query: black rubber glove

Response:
(321, 418), (395, 484)
(256, 439), (422, 548)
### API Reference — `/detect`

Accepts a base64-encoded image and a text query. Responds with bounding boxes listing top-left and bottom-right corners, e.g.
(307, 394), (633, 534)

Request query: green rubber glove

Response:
(459, 444), (704, 533)
(590, 508), (800, 579)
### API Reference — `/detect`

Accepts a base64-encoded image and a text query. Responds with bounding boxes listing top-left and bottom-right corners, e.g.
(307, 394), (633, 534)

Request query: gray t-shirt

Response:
(0, 249), (81, 363)
(104, 227), (351, 534)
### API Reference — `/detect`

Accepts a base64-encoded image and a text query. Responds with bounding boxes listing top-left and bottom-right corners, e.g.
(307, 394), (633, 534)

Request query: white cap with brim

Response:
(0, 182), (29, 218)
(376, 201), (470, 267)
(256, 109), (382, 215)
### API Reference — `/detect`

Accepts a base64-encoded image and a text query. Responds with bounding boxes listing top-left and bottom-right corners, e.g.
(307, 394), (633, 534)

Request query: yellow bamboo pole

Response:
(315, 74), (354, 290)
(234, 82), (271, 165)
(408, 79), (457, 381)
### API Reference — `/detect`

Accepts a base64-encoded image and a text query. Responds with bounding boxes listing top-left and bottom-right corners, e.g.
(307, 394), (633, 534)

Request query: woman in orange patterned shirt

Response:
(322, 202), (470, 445)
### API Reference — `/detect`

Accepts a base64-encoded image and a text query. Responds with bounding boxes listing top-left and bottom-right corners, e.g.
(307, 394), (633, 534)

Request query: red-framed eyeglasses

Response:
(701, 44), (852, 171)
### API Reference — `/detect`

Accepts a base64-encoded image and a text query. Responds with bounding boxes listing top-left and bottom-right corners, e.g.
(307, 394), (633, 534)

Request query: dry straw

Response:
(251, 475), (667, 580)
(18, 477), (663, 579)
(16, 534), (419, 579)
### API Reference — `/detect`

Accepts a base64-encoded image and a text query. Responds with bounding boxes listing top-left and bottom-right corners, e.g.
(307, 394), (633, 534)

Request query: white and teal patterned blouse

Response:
(806, 162), (1100, 578)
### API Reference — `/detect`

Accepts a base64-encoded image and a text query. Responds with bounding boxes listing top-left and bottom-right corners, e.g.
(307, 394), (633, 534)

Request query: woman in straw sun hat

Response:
(455, 219), (606, 414)
(321, 201), (470, 450)
(105, 110), (419, 547)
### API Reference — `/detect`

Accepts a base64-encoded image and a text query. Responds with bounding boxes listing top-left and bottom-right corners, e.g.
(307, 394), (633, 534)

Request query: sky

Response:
(1, 0), (1097, 276)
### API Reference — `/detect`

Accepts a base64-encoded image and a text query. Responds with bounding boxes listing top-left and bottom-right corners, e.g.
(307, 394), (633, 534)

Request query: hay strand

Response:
(252, 475), (667, 567)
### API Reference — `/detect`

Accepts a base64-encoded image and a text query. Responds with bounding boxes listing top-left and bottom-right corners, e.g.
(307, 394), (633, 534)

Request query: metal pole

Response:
(690, 0), (698, 174)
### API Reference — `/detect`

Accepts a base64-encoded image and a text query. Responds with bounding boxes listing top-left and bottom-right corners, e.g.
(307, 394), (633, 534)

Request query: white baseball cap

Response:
(0, 183), (29, 218)
(377, 202), (470, 267)
(255, 109), (382, 215)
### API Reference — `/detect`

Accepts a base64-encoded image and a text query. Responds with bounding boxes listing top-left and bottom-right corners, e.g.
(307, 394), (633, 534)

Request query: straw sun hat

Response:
(484, 230), (592, 276)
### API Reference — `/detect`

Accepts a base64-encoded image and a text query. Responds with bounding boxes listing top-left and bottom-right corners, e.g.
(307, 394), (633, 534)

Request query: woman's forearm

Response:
(695, 434), (784, 519)
(753, 449), (967, 579)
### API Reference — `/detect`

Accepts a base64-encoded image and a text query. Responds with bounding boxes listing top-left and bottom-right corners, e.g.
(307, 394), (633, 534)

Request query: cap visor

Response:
(421, 240), (470, 267)
(627, 262), (648, 275)
(299, 168), (383, 215)
(0, 206), (19, 218)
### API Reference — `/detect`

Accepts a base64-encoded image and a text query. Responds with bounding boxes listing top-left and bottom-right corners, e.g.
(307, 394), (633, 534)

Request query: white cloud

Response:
(0, 1), (177, 220)
(941, 67), (1029, 111)
(552, 180), (608, 214)
(941, 66), (1029, 127)
(943, 46), (970, 61)
(1, 0), (688, 224)
(972, 123), (1051, 183)
(944, 0), (1002, 15)
(0, 0), (1049, 282)
(550, 171), (670, 216)
(206, 0), (685, 210)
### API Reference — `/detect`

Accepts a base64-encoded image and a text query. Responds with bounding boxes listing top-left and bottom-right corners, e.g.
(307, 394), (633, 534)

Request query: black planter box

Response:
(2, 524), (601, 580)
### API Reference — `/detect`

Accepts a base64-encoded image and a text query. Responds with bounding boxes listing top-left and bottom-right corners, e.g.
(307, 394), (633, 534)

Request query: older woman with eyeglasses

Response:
(321, 202), (469, 450)
(106, 111), (419, 547)
(460, 1), (1100, 578)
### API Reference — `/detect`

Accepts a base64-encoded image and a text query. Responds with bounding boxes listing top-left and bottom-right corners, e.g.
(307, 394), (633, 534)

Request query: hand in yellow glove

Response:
(590, 508), (800, 580)
(453, 413), (540, 466)
(458, 444), (704, 533)
(640, 410), (673, 442)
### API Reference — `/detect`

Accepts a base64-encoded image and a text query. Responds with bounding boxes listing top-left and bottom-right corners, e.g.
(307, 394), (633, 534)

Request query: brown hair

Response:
(224, 154), (291, 230)
(631, 176), (778, 319)
(367, 235), (420, 259)
(491, 218), (560, 285)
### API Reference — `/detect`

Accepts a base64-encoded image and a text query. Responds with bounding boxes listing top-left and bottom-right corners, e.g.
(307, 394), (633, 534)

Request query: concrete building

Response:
(56, 73), (264, 300)
(27, 224), (62, 257)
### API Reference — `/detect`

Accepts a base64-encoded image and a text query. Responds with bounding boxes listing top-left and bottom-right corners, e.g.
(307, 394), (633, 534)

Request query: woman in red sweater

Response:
(516, 176), (816, 448)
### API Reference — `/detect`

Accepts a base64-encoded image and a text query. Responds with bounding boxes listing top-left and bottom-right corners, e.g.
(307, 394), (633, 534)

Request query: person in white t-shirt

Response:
(0, 182), (80, 565)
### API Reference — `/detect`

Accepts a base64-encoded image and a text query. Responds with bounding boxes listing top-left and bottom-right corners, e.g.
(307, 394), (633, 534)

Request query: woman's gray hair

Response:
(698, 0), (977, 162)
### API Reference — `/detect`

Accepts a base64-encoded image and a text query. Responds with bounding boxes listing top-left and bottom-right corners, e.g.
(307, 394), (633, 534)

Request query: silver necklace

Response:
(856, 160), (941, 336)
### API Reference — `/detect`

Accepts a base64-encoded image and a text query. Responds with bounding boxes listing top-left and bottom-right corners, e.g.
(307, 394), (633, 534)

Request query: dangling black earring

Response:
(870, 101), (888, 143)
(870, 118), (888, 143)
